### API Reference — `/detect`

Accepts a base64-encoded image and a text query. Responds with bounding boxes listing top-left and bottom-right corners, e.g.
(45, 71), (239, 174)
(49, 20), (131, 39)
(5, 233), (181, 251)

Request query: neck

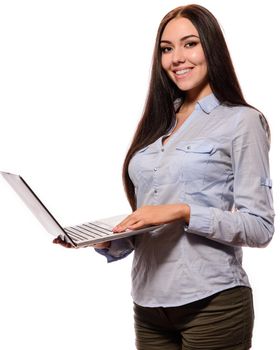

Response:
(184, 81), (212, 105)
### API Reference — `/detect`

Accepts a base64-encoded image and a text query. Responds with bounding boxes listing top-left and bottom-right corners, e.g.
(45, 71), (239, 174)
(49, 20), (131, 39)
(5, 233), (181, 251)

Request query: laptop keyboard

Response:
(64, 222), (113, 242)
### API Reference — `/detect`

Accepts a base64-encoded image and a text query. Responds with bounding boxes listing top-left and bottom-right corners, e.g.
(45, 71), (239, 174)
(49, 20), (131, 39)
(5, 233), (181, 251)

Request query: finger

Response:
(65, 242), (73, 248)
(113, 218), (139, 232)
(113, 214), (134, 229)
(53, 237), (63, 244)
(53, 236), (73, 248)
(127, 220), (147, 230)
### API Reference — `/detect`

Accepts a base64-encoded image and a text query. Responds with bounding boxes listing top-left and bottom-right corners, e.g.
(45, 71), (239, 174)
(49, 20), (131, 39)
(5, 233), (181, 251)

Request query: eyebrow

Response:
(160, 34), (199, 45)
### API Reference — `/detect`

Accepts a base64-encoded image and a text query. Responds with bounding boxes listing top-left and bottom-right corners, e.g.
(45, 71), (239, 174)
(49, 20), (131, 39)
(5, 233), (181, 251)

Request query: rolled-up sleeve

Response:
(95, 237), (134, 263)
(187, 109), (275, 247)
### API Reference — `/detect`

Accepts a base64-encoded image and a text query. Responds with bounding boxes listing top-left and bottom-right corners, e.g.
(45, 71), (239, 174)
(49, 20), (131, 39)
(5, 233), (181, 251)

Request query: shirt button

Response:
(154, 168), (158, 172)
(161, 148), (164, 152)
(154, 189), (158, 194)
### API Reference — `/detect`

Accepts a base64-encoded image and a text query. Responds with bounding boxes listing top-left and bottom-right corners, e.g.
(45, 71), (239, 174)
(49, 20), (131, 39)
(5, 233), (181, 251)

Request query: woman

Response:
(55, 4), (274, 349)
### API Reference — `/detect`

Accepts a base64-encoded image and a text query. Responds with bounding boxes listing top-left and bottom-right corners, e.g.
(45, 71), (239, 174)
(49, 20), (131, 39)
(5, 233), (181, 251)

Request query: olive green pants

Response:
(134, 287), (254, 350)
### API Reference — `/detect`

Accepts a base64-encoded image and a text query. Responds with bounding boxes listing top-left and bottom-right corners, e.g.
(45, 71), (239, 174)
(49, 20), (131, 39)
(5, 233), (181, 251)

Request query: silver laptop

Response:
(1, 171), (160, 247)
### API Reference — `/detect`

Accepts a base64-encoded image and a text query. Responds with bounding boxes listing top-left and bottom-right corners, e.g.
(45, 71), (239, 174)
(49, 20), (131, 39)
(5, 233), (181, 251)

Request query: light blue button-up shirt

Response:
(98, 93), (274, 307)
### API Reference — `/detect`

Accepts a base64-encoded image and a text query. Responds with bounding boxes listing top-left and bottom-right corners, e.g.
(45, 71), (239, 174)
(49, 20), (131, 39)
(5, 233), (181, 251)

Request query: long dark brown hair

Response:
(122, 4), (265, 210)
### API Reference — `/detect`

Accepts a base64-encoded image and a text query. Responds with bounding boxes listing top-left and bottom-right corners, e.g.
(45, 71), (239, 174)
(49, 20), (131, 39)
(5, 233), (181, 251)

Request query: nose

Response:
(172, 47), (186, 64)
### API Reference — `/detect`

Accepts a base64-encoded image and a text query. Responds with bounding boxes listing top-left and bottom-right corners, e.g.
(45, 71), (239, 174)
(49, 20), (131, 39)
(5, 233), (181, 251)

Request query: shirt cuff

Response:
(185, 204), (213, 236)
(95, 238), (134, 263)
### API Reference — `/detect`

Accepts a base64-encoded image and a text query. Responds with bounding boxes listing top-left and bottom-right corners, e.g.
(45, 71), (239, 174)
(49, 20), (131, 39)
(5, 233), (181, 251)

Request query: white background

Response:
(0, 0), (279, 349)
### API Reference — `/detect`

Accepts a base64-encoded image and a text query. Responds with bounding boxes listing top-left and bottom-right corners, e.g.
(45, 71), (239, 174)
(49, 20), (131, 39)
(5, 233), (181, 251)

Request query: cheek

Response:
(161, 57), (174, 81)
(161, 56), (169, 71)
(189, 50), (206, 65)
(189, 51), (208, 78)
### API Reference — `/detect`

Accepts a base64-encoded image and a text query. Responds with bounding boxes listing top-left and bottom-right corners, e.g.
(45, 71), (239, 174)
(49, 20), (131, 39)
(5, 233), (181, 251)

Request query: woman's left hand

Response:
(113, 204), (190, 233)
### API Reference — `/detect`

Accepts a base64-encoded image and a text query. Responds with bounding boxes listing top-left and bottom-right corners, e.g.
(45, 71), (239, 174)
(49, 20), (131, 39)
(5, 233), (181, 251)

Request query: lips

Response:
(172, 67), (194, 81)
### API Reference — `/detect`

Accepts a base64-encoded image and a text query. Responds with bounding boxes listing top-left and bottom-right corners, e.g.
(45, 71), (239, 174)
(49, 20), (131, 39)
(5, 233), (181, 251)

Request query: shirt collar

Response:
(195, 93), (221, 114)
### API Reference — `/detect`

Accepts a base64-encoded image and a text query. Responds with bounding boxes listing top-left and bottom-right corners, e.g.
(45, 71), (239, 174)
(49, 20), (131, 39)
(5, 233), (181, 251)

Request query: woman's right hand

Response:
(53, 236), (73, 248)
(93, 241), (111, 249)
(53, 236), (111, 249)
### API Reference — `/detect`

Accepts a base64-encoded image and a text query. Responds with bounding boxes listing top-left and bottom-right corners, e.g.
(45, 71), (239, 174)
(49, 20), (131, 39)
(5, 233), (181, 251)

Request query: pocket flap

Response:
(176, 141), (215, 154)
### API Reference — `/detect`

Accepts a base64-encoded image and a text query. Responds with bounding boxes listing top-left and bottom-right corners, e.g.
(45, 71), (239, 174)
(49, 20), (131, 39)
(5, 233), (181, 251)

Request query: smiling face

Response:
(160, 17), (212, 100)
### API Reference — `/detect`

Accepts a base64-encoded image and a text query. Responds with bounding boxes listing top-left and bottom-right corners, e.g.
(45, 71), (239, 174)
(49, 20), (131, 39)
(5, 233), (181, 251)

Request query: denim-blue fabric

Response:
(97, 93), (274, 307)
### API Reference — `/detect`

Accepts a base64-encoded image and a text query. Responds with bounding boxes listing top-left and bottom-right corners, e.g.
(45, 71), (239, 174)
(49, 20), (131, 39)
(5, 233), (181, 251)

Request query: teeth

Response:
(175, 69), (191, 75)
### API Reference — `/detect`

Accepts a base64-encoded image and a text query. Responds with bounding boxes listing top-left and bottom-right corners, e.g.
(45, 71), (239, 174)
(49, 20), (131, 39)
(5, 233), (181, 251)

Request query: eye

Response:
(160, 46), (172, 54)
(185, 41), (198, 48)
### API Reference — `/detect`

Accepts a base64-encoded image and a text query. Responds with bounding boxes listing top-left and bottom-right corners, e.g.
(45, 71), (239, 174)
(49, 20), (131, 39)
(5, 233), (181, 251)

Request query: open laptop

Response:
(1, 171), (161, 247)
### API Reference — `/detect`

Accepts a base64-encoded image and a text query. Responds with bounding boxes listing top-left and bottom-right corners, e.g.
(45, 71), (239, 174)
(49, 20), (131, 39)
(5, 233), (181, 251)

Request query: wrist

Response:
(178, 204), (190, 224)
(93, 241), (111, 249)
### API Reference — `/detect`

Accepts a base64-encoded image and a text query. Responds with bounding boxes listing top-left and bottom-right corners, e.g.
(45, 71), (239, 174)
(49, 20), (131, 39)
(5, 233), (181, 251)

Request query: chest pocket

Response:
(175, 141), (216, 194)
